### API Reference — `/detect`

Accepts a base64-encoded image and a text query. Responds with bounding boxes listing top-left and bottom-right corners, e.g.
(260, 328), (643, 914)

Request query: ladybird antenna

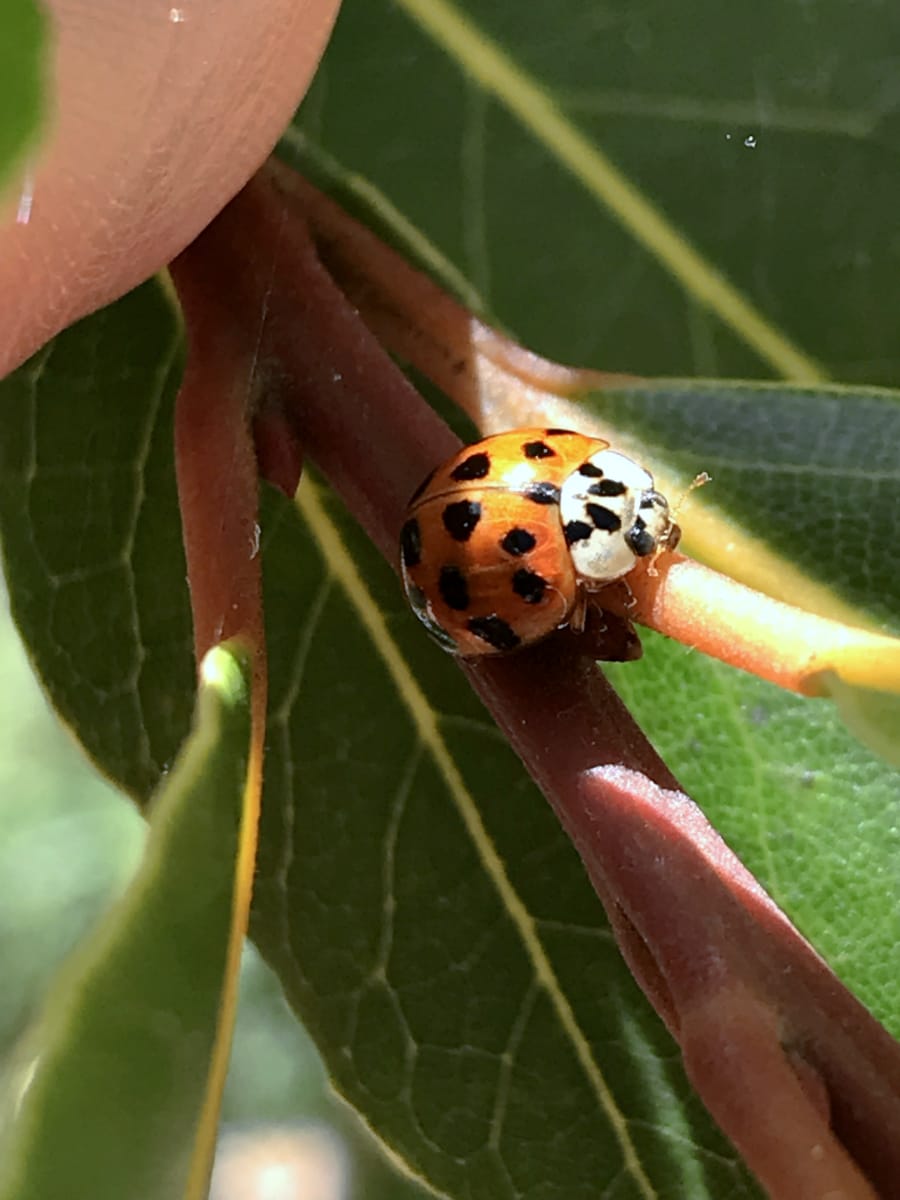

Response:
(651, 471), (709, 565)
(671, 471), (710, 527)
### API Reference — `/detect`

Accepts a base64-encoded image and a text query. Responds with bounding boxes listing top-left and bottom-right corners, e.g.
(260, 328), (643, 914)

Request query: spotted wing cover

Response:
(414, 428), (608, 502)
(401, 428), (607, 655)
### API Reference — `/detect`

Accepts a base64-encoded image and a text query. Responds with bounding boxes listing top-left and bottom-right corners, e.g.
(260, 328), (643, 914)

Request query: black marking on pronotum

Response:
(544, 428), (571, 436)
(586, 503), (622, 533)
(451, 452), (490, 482)
(564, 519), (593, 545)
(627, 521), (656, 557)
(438, 565), (470, 610)
(400, 518), (422, 568)
(467, 614), (521, 652)
(442, 499), (482, 542)
(588, 479), (627, 497)
(501, 527), (537, 556)
(407, 467), (436, 506)
(523, 439), (555, 460)
(578, 461), (604, 478)
(523, 481), (561, 505)
(512, 568), (547, 604)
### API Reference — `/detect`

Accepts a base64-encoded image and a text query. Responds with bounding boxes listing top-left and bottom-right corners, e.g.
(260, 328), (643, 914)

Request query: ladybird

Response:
(400, 427), (673, 657)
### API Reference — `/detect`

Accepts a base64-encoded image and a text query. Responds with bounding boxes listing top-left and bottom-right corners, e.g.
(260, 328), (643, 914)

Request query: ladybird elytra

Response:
(400, 428), (672, 657)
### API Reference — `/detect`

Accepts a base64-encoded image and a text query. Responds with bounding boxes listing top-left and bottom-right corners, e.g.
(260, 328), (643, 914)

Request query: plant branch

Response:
(270, 162), (900, 701)
(170, 162), (900, 1198)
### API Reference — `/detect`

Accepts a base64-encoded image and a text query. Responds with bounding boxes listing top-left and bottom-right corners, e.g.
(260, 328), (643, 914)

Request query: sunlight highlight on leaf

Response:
(396, 0), (827, 382)
(293, 475), (657, 1199)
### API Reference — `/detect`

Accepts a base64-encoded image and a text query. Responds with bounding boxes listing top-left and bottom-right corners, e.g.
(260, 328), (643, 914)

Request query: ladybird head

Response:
(559, 449), (672, 585)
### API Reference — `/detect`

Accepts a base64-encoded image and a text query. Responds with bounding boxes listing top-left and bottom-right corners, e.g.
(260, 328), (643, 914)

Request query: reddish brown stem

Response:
(171, 163), (900, 1198)
(170, 258), (266, 689)
(273, 166), (900, 703)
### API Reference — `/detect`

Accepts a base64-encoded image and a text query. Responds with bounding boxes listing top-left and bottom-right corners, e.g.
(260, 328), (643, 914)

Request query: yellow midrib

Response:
(396, 0), (827, 384)
(296, 477), (658, 1199)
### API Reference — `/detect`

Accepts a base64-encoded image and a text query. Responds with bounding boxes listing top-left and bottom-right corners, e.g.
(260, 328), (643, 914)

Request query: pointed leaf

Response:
(0, 282), (194, 797)
(4, 0), (900, 1194)
(0, 643), (252, 1200)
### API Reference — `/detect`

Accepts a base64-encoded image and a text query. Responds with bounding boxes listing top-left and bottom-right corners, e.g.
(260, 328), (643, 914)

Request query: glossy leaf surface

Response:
(3, 0), (900, 1194)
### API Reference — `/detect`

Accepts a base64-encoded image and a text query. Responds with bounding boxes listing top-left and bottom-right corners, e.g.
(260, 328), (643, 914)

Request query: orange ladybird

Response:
(400, 428), (672, 656)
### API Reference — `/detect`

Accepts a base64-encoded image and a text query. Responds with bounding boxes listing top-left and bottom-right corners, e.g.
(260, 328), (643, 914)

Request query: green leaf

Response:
(607, 636), (900, 1034)
(298, 0), (900, 386)
(0, 642), (252, 1200)
(0, 281), (195, 798)
(253, 476), (763, 1198)
(0, 288), (763, 1193)
(580, 379), (900, 635)
(0, 1), (47, 197)
(4, 0), (900, 1195)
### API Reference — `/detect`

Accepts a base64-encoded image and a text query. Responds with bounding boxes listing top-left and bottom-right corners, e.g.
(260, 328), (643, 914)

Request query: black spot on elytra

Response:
(564, 519), (593, 545)
(442, 499), (481, 542)
(400, 518), (422, 568)
(523, 440), (555, 460)
(627, 521), (656, 557)
(578, 461), (604, 478)
(501, 527), (537, 556)
(451, 452), (490, 481)
(588, 479), (627, 497)
(512, 568), (547, 604)
(407, 467), (436, 506)
(438, 565), (470, 610)
(523, 481), (560, 505)
(587, 503), (622, 532)
(467, 614), (520, 652)
(545, 428), (571, 436)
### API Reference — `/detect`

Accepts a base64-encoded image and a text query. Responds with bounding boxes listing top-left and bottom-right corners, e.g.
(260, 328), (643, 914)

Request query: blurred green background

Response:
(0, 592), (425, 1199)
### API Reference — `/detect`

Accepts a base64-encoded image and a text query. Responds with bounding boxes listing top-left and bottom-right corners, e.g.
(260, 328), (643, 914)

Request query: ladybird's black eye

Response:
(451, 452), (490, 481)
(627, 521), (656, 557)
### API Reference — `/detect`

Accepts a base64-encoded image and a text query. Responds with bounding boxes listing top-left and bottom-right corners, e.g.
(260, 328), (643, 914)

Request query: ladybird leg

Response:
(645, 518), (682, 577)
(598, 611), (643, 662)
(568, 587), (588, 633)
